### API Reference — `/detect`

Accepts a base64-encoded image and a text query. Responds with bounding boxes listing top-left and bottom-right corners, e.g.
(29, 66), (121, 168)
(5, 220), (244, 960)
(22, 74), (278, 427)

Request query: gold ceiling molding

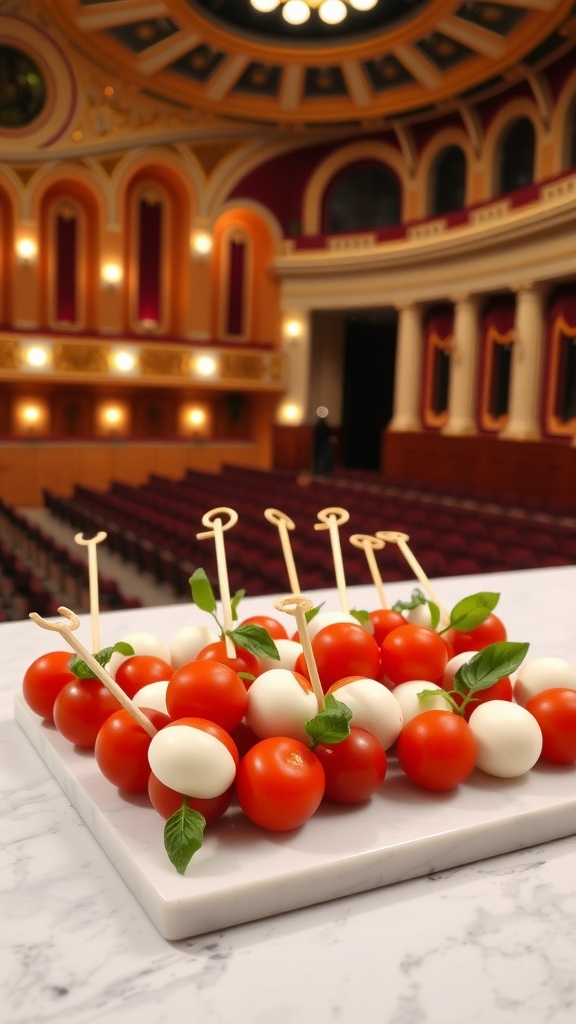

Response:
(191, 141), (246, 178)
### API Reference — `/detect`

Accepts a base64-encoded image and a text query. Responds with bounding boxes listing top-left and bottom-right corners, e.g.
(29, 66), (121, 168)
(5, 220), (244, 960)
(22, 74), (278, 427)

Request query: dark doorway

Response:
(341, 313), (397, 471)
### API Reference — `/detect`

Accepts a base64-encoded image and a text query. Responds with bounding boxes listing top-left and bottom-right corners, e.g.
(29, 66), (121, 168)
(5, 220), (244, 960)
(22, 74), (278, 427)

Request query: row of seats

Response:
(41, 466), (576, 603)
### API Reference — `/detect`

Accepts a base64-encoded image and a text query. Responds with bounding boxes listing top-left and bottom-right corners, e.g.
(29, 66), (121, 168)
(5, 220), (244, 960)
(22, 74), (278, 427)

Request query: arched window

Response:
(497, 117), (535, 194)
(54, 202), (79, 324)
(222, 228), (252, 340)
(323, 161), (401, 233)
(423, 306), (453, 429)
(136, 186), (164, 327)
(430, 145), (466, 216)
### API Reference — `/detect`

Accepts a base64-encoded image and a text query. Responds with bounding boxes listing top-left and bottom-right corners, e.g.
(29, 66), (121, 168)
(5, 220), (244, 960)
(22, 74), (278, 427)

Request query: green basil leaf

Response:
(305, 602), (324, 624)
(227, 624), (279, 660)
(449, 592), (500, 633)
(392, 588), (427, 612)
(231, 589), (245, 621)
(189, 567), (217, 614)
(164, 800), (206, 875)
(70, 641), (134, 679)
(454, 641), (529, 697)
(350, 608), (370, 625)
(305, 694), (352, 747)
(427, 602), (441, 631)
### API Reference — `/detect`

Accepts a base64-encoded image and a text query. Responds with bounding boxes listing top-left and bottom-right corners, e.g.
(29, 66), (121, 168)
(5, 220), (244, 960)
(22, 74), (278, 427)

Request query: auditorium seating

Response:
(41, 465), (576, 604)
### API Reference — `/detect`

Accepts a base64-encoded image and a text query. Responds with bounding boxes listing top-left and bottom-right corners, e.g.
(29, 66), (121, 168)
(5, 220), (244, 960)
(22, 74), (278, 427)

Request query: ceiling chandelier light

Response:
(250, 0), (378, 27)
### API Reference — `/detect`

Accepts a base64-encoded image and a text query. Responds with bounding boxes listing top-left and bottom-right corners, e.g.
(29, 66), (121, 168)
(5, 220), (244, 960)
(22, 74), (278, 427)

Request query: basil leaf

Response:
(164, 800), (206, 875)
(305, 603), (324, 624)
(454, 641), (529, 697)
(230, 589), (245, 621)
(189, 568), (217, 614)
(305, 694), (352, 747)
(392, 588), (427, 612)
(449, 592), (500, 633)
(70, 641), (134, 679)
(351, 608), (370, 625)
(227, 624), (279, 660)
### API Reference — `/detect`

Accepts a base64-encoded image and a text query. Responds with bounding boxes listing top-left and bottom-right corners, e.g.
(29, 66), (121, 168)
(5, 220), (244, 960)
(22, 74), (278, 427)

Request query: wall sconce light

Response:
(16, 238), (38, 266)
(109, 347), (139, 374)
(22, 404), (41, 425)
(279, 401), (303, 424)
(22, 344), (51, 370)
(192, 354), (218, 379)
(101, 262), (123, 288)
(285, 318), (303, 340)
(191, 230), (213, 259)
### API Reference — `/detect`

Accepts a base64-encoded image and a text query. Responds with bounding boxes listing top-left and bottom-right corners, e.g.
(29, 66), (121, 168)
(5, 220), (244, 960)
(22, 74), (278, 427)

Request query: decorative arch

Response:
(416, 128), (473, 219)
(483, 99), (541, 199)
(302, 141), (406, 235)
(212, 206), (281, 344)
(550, 67), (576, 172)
(322, 161), (401, 234)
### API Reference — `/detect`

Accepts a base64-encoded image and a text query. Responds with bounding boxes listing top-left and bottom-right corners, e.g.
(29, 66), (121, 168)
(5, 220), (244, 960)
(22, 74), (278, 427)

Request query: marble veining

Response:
(2, 567), (576, 1023)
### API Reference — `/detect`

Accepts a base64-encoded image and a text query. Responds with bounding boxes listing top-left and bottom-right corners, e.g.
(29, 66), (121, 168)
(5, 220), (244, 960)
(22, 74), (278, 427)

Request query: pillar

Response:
(500, 284), (545, 440)
(442, 294), (480, 435)
(389, 302), (423, 431)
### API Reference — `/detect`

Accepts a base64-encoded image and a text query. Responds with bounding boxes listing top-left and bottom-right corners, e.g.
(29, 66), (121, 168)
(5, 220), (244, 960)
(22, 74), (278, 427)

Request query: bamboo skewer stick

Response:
(349, 533), (388, 608)
(197, 507), (238, 658)
(274, 594), (324, 712)
(264, 508), (301, 594)
(74, 530), (107, 652)
(29, 606), (157, 737)
(314, 507), (350, 613)
(375, 530), (449, 619)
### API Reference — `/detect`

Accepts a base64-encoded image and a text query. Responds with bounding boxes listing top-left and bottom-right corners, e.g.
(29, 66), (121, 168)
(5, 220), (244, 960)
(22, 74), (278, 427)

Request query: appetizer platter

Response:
(12, 507), (576, 940)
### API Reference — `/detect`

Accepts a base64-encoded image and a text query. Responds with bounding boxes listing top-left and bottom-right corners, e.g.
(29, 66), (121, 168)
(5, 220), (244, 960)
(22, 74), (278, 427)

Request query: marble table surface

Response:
(3, 566), (576, 1024)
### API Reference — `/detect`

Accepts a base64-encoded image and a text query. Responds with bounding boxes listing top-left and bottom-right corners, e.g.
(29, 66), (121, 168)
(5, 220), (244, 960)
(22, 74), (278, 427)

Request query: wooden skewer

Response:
(264, 508), (300, 594)
(197, 507), (238, 659)
(375, 530), (449, 619)
(349, 533), (388, 608)
(74, 530), (107, 652)
(29, 606), (157, 737)
(314, 507), (350, 613)
(274, 594), (324, 712)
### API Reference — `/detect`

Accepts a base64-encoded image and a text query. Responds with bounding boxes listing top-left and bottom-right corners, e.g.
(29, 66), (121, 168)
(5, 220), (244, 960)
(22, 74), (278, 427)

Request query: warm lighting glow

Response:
(102, 262), (122, 286)
(188, 408), (206, 426)
(191, 230), (213, 257)
(16, 238), (38, 264)
(22, 404), (41, 424)
(111, 350), (137, 372)
(24, 346), (49, 368)
(194, 355), (218, 378)
(103, 406), (122, 426)
(285, 318), (303, 339)
(279, 401), (303, 423)
(252, 0), (377, 24)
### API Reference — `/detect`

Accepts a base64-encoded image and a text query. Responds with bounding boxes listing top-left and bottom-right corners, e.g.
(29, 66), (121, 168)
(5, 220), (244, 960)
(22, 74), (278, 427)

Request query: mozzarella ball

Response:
(148, 723), (236, 798)
(246, 668), (318, 744)
(404, 604), (449, 630)
(442, 651), (478, 689)
(306, 611), (363, 641)
(392, 680), (448, 724)
(169, 625), (219, 670)
(468, 700), (543, 777)
(107, 632), (172, 678)
(132, 680), (169, 715)
(513, 657), (576, 707)
(258, 638), (303, 674)
(329, 676), (403, 750)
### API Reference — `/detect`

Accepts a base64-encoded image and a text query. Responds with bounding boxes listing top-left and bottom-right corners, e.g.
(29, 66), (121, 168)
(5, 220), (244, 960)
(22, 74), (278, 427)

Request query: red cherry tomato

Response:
(239, 615), (288, 641)
(525, 688), (576, 764)
(380, 624), (448, 687)
(195, 640), (261, 685)
(95, 707), (171, 792)
(22, 651), (75, 722)
(443, 613), (507, 655)
(314, 727), (387, 803)
(443, 675), (513, 721)
(114, 655), (173, 699)
(235, 736), (325, 831)
(148, 773), (234, 823)
(166, 659), (247, 733)
(397, 710), (477, 790)
(296, 622), (381, 694)
(369, 609), (406, 646)
(53, 679), (121, 748)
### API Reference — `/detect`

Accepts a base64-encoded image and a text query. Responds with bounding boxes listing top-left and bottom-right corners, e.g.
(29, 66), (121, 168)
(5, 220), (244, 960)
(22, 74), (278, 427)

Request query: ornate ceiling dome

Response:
(30, 0), (576, 130)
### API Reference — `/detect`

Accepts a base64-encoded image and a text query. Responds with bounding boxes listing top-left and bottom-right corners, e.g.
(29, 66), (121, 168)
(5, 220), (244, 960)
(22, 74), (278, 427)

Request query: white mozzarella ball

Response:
(330, 677), (403, 750)
(513, 657), (576, 707)
(392, 680), (448, 724)
(169, 625), (219, 670)
(306, 611), (362, 641)
(442, 651), (478, 689)
(246, 668), (318, 744)
(468, 700), (543, 778)
(107, 632), (172, 678)
(132, 680), (169, 715)
(148, 723), (236, 798)
(404, 604), (449, 630)
(258, 638), (303, 674)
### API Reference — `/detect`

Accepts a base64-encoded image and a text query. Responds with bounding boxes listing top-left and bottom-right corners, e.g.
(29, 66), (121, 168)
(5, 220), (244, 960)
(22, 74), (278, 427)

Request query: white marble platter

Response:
(14, 685), (576, 941)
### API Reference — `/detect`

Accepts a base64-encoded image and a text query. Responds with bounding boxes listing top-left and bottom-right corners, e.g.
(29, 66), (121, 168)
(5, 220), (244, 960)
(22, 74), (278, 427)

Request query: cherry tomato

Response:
(397, 710), (477, 790)
(166, 659), (247, 733)
(235, 736), (325, 831)
(114, 655), (173, 699)
(296, 622), (381, 694)
(525, 688), (576, 764)
(380, 624), (448, 687)
(195, 640), (261, 685)
(53, 679), (121, 748)
(443, 613), (507, 655)
(95, 707), (171, 792)
(239, 615), (288, 641)
(369, 609), (406, 646)
(148, 773), (234, 823)
(22, 651), (75, 722)
(313, 727), (387, 803)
